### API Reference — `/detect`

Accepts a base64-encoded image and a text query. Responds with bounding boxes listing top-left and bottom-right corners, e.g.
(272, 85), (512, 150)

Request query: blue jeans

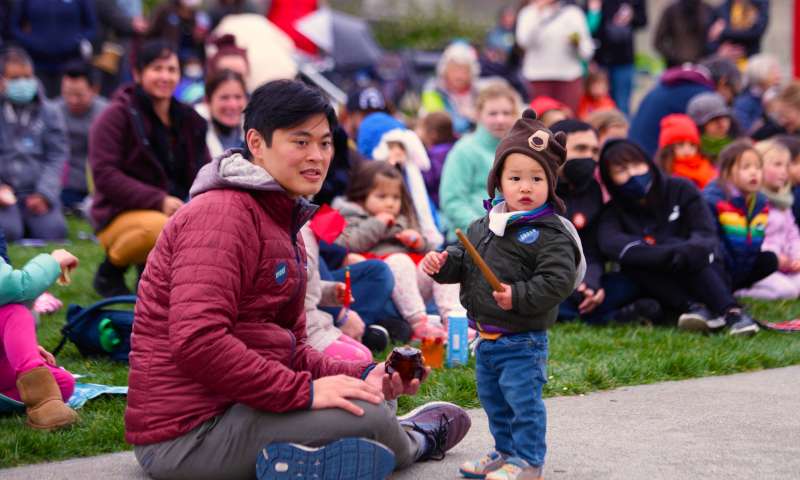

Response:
(607, 64), (635, 116)
(319, 259), (399, 326)
(476, 331), (548, 467)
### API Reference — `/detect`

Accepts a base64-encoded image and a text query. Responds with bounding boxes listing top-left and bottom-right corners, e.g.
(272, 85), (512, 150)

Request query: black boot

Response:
(93, 258), (131, 298)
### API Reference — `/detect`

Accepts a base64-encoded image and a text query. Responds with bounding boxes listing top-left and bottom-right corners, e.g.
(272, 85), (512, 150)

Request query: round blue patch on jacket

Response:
(517, 227), (540, 245)
(275, 262), (288, 285)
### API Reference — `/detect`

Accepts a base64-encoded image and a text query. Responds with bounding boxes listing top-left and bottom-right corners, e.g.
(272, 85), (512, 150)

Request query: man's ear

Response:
(246, 128), (264, 158)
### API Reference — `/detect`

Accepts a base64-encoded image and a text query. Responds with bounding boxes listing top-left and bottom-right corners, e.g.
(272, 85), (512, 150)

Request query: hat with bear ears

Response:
(487, 109), (568, 212)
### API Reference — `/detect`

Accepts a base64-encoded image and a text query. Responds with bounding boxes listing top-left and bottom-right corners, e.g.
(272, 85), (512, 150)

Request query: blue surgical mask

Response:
(5, 77), (37, 104)
(618, 170), (653, 200)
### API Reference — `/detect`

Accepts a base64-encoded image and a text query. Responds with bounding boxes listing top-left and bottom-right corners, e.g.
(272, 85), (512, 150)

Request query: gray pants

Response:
(0, 199), (67, 242)
(134, 400), (421, 480)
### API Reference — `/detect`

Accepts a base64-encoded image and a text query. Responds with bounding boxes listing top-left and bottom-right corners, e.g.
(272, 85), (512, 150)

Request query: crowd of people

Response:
(0, 0), (796, 479)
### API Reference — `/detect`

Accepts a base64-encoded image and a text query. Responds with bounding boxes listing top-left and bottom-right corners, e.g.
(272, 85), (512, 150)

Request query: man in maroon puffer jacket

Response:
(126, 79), (471, 480)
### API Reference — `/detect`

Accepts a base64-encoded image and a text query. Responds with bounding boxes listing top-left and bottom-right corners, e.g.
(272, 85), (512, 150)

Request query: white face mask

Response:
(183, 64), (203, 79)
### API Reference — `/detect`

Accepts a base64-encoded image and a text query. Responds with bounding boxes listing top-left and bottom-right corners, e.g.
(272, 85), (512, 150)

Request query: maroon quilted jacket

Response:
(125, 150), (373, 445)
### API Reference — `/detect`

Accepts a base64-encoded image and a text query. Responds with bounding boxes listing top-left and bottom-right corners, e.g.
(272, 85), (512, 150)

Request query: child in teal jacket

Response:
(0, 227), (80, 430)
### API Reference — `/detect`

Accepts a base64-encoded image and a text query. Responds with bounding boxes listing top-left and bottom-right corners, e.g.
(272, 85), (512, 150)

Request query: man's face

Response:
(565, 129), (600, 161)
(61, 76), (95, 116)
(247, 113), (333, 198)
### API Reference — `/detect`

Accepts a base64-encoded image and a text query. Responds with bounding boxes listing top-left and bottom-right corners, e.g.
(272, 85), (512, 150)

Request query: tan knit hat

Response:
(487, 109), (568, 212)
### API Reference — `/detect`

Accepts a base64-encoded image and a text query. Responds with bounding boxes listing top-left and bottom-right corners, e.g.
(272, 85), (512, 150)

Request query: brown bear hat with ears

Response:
(487, 108), (568, 212)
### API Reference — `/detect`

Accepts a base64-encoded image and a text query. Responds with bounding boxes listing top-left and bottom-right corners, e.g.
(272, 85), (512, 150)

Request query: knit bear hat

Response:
(487, 109), (568, 212)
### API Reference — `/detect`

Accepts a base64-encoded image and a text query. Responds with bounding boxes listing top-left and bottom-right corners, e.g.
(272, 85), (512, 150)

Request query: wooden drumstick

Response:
(455, 228), (504, 292)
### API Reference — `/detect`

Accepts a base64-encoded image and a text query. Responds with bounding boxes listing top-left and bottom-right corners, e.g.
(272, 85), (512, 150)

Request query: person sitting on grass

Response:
(0, 226), (79, 430)
(424, 109), (585, 480)
(596, 139), (760, 336)
(125, 79), (470, 480)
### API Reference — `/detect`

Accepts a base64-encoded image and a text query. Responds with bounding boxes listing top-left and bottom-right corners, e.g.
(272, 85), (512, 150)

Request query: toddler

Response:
(334, 161), (459, 341)
(417, 111), (457, 208)
(737, 140), (800, 299)
(0, 231), (79, 430)
(424, 110), (585, 479)
(703, 140), (778, 298)
(577, 68), (616, 120)
(655, 114), (717, 189)
(687, 92), (735, 162)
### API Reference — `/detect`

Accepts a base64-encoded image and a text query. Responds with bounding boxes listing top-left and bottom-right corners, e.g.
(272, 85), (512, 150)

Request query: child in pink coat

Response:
(738, 140), (800, 299)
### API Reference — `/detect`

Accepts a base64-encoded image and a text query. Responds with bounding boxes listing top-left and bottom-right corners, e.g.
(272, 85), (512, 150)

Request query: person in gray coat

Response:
(0, 47), (68, 241)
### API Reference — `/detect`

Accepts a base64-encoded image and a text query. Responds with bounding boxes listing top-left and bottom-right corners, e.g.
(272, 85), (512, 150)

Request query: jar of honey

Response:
(386, 346), (426, 382)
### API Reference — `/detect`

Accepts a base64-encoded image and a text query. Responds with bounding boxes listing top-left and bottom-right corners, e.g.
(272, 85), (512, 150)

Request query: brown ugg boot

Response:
(16, 366), (78, 430)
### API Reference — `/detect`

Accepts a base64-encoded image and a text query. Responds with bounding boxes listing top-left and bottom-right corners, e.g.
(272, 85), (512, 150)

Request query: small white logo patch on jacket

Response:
(517, 227), (540, 244)
(669, 205), (680, 222)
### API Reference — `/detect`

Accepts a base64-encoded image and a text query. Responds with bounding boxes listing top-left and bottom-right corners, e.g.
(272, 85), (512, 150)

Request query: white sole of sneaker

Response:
(729, 324), (760, 336)
(677, 314), (709, 332)
(396, 401), (461, 423)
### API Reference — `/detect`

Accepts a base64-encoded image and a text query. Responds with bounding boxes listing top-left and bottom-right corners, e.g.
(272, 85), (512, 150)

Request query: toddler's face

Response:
(500, 153), (549, 212)
(731, 150), (763, 195)
(364, 175), (403, 217)
(762, 150), (790, 192)
(703, 116), (732, 138)
(386, 142), (408, 166)
(588, 78), (609, 98)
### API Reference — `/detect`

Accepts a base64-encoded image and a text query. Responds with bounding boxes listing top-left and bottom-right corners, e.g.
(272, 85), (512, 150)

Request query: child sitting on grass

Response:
(655, 114), (717, 189)
(737, 140), (800, 299)
(335, 161), (459, 341)
(423, 110), (585, 480)
(703, 140), (777, 322)
(0, 227), (79, 430)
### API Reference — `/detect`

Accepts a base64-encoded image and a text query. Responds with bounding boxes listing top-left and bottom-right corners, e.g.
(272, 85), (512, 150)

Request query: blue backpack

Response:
(53, 295), (137, 363)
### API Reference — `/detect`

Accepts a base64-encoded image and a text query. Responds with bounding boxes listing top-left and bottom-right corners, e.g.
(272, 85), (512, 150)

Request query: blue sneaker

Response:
(256, 437), (395, 480)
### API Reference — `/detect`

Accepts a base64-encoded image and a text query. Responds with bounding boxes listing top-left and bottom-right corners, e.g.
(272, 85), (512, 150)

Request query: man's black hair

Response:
(701, 56), (742, 95)
(61, 60), (97, 86)
(0, 46), (32, 76)
(243, 79), (337, 154)
(550, 119), (597, 136)
(135, 40), (177, 72)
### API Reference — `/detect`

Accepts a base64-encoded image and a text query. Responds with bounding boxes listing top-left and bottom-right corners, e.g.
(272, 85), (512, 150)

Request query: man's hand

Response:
(577, 283), (605, 314)
(421, 251), (448, 275)
(311, 375), (383, 416)
(162, 196), (184, 217)
(338, 309), (365, 341)
(396, 229), (423, 249)
(25, 194), (49, 215)
(492, 283), (513, 310)
(365, 362), (429, 401)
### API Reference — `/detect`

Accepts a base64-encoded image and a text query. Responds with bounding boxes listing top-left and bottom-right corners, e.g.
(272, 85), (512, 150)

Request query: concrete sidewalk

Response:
(3, 366), (799, 479)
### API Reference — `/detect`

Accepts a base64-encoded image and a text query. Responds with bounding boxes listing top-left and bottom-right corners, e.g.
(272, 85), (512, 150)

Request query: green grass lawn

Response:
(1, 217), (799, 468)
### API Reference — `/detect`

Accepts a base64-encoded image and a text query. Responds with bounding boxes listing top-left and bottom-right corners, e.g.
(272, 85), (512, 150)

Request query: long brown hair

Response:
(345, 161), (420, 229)
(716, 139), (760, 197)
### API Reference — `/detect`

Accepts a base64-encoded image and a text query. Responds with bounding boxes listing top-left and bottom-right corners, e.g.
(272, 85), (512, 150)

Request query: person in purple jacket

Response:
(417, 111), (457, 208)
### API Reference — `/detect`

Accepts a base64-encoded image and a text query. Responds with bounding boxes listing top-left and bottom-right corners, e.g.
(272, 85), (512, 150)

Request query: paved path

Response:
(3, 366), (799, 479)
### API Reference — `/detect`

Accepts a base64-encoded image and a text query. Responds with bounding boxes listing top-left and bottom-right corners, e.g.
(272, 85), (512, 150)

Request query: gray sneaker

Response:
(678, 303), (716, 332)
(724, 309), (760, 336)
(398, 401), (471, 461)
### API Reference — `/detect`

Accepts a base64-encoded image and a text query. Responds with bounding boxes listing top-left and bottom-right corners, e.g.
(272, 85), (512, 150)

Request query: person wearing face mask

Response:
(88, 40), (210, 298)
(195, 69), (247, 159)
(439, 81), (520, 243)
(551, 120), (646, 324)
(597, 139), (761, 336)
(0, 47), (69, 242)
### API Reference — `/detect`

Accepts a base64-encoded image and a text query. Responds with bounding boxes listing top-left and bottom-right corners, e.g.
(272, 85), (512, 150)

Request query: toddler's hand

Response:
(396, 229), (423, 249)
(51, 249), (78, 285)
(492, 283), (513, 310)
(779, 255), (792, 272)
(791, 259), (800, 273)
(375, 212), (396, 226)
(422, 251), (448, 275)
(38, 345), (56, 366)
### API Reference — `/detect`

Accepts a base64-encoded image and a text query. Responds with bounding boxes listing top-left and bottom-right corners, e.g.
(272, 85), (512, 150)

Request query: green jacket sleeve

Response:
(0, 254), (61, 304)
(511, 231), (577, 317)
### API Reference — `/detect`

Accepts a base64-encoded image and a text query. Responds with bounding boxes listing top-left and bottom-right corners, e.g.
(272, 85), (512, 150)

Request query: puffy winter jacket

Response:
(125, 150), (372, 445)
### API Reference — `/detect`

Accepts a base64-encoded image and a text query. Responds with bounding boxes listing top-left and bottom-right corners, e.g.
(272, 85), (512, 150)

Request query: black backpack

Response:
(53, 295), (137, 363)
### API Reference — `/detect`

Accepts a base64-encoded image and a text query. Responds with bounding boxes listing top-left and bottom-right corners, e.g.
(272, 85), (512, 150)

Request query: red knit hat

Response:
(658, 114), (701, 149)
(530, 96), (570, 116)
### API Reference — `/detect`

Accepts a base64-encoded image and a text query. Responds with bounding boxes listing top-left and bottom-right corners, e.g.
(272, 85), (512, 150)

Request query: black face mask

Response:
(562, 157), (596, 189)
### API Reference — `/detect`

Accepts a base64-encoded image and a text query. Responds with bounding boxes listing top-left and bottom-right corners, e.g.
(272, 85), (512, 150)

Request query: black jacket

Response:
(597, 140), (719, 273)
(433, 213), (581, 333)
(557, 178), (605, 291)
(591, 0), (648, 66)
